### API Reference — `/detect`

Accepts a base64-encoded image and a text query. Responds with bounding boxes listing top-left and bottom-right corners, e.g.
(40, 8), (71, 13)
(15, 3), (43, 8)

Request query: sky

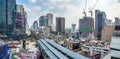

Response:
(16, 0), (120, 29)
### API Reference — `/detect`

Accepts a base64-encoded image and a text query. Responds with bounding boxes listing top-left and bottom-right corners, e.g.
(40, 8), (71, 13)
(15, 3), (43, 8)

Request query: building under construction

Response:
(79, 17), (94, 38)
(79, 0), (99, 38)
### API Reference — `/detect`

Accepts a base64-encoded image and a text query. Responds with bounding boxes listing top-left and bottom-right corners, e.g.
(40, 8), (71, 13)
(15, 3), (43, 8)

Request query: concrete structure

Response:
(40, 26), (51, 35)
(101, 26), (114, 41)
(110, 26), (120, 59)
(16, 5), (27, 33)
(102, 53), (111, 59)
(39, 13), (54, 32)
(79, 17), (94, 38)
(95, 10), (107, 39)
(47, 13), (53, 26)
(56, 17), (65, 33)
(0, 0), (16, 34)
(39, 16), (48, 26)
(82, 44), (110, 59)
(71, 24), (76, 33)
(33, 21), (38, 31)
(47, 13), (54, 31)
(67, 24), (77, 38)
(115, 17), (120, 26)
(74, 32), (79, 39)
(65, 39), (80, 51)
(26, 23), (30, 35)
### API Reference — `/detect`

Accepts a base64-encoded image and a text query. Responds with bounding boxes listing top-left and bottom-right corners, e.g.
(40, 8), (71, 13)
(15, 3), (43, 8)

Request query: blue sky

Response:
(16, 0), (120, 28)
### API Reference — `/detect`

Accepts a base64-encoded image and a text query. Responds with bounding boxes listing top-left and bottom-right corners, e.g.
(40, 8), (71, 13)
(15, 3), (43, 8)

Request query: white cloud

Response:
(50, 0), (71, 3)
(18, 0), (120, 28)
(29, 0), (36, 3)
(34, 6), (41, 11)
(23, 5), (42, 27)
(105, 1), (120, 21)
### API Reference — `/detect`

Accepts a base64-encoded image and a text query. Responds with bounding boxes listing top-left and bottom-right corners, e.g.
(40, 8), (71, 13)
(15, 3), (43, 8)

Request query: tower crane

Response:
(89, 0), (99, 17)
(89, 0), (99, 38)
(83, 0), (87, 17)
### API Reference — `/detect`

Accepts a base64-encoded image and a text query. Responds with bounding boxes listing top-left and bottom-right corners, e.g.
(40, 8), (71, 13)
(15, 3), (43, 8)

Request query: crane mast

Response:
(82, 0), (99, 39)
(89, 0), (99, 39)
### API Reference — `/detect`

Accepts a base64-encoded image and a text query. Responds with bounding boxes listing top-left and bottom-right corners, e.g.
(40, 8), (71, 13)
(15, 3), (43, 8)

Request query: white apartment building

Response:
(82, 44), (110, 59)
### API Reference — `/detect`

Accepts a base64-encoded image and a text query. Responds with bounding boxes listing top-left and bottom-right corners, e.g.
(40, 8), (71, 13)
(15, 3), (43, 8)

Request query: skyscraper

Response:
(0, 0), (16, 34)
(39, 16), (48, 26)
(71, 24), (76, 33)
(47, 13), (54, 31)
(33, 21), (38, 31)
(16, 5), (27, 33)
(56, 17), (65, 33)
(47, 13), (53, 27)
(79, 17), (94, 38)
(95, 10), (107, 39)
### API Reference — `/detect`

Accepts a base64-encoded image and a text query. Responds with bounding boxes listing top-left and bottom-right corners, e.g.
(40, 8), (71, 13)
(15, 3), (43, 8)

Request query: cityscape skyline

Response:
(1, 0), (120, 59)
(17, 0), (120, 28)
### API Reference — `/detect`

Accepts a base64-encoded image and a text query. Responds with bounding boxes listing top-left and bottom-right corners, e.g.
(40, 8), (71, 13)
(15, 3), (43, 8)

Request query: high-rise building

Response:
(40, 26), (51, 35)
(16, 5), (27, 33)
(79, 17), (94, 38)
(95, 10), (107, 39)
(115, 17), (120, 26)
(39, 13), (54, 31)
(47, 13), (53, 27)
(71, 24), (76, 33)
(24, 12), (27, 34)
(39, 16), (48, 26)
(47, 13), (54, 31)
(0, 0), (16, 34)
(33, 21), (38, 31)
(26, 22), (30, 35)
(56, 17), (65, 33)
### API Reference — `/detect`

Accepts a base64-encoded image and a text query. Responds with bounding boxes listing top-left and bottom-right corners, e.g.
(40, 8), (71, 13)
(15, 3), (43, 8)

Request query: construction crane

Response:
(89, 0), (99, 38)
(83, 0), (87, 17)
(89, 0), (99, 17)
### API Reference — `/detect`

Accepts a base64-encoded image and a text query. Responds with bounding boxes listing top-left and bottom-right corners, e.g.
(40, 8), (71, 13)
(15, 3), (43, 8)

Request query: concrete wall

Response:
(102, 52), (111, 59)
(101, 26), (114, 41)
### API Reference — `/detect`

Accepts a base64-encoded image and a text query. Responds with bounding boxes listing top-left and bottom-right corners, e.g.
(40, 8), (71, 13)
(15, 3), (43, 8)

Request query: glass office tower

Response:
(0, 0), (16, 35)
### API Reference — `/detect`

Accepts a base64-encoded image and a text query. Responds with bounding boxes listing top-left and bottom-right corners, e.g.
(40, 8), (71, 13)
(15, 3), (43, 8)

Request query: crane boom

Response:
(83, 0), (87, 17)
(91, 0), (99, 11)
